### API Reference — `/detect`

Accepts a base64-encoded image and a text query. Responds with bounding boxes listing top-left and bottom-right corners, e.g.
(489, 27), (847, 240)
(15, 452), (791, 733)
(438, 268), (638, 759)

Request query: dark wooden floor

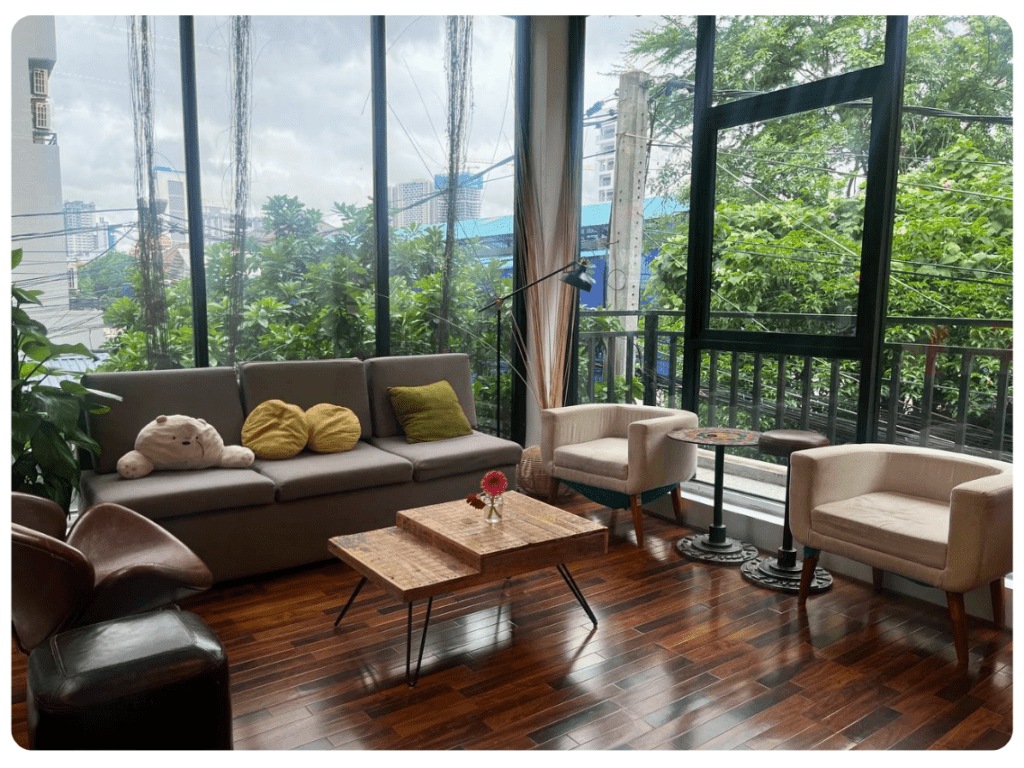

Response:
(11, 494), (1013, 750)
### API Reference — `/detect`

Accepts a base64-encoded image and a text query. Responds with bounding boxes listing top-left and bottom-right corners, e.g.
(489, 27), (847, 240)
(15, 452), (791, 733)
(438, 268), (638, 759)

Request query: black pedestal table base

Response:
(676, 533), (759, 564)
(740, 555), (833, 593)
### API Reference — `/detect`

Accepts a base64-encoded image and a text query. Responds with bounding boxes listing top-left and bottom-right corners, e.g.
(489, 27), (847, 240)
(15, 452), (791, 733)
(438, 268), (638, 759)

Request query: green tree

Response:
(629, 15), (1012, 201)
(76, 250), (138, 308)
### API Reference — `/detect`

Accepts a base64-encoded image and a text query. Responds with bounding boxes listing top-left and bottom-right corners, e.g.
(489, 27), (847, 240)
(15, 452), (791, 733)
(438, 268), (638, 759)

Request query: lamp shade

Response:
(560, 262), (595, 292)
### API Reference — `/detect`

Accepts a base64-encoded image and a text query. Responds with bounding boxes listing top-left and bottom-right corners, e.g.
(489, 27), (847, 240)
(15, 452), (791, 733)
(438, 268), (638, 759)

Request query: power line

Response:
(13, 206), (140, 218)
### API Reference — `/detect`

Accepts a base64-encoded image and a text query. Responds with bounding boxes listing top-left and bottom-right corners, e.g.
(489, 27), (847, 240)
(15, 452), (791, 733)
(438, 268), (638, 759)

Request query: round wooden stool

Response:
(741, 430), (833, 593)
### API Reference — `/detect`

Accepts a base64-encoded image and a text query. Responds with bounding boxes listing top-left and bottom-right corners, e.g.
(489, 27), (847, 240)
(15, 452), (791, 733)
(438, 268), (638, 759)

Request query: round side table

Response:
(669, 427), (760, 565)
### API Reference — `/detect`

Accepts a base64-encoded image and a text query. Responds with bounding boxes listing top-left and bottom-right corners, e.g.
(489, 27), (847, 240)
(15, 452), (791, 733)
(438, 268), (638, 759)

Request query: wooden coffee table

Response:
(327, 491), (608, 686)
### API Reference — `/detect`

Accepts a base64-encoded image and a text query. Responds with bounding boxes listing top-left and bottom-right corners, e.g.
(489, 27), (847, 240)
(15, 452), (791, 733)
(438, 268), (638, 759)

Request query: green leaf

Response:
(11, 285), (43, 306)
(12, 247), (23, 269)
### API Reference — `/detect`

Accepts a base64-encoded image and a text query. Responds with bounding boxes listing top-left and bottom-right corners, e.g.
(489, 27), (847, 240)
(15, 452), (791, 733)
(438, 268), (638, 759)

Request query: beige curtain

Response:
(513, 18), (581, 413)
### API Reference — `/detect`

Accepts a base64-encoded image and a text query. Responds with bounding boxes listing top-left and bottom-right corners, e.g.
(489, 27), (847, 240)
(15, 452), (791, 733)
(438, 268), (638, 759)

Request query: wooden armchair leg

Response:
(946, 591), (970, 667)
(990, 579), (1005, 628)
(629, 495), (645, 548)
(548, 478), (561, 505)
(670, 486), (684, 524)
(798, 555), (819, 605)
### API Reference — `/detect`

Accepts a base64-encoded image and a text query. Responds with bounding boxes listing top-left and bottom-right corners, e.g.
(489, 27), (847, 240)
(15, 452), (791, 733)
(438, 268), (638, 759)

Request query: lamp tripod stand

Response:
(481, 259), (594, 438)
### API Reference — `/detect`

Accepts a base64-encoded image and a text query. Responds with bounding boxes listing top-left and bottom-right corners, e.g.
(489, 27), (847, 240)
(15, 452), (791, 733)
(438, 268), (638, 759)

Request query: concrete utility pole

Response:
(608, 70), (650, 385)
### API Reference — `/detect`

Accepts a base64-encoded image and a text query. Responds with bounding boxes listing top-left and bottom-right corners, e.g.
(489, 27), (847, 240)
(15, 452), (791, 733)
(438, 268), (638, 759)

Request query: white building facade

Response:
(11, 16), (104, 350)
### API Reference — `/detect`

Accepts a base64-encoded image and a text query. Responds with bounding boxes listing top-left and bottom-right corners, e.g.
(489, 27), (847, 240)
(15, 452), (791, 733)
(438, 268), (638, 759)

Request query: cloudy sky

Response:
(38, 14), (668, 236)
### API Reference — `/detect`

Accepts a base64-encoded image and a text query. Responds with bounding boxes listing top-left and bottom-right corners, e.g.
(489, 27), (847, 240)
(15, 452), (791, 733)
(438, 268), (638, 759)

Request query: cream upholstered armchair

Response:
(541, 404), (698, 547)
(789, 444), (1013, 667)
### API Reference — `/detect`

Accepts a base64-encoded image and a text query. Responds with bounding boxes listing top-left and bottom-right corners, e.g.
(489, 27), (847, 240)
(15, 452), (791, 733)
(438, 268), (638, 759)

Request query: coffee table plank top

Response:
(329, 492), (607, 602)
(396, 491), (607, 572)
(327, 528), (481, 602)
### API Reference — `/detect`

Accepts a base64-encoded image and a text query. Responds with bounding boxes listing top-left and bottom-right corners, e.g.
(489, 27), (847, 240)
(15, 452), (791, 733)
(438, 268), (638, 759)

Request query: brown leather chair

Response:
(11, 492), (214, 652)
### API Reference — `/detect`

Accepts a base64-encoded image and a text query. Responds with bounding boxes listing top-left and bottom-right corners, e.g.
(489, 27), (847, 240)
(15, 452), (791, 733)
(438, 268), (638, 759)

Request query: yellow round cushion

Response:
(241, 399), (308, 460)
(305, 403), (360, 453)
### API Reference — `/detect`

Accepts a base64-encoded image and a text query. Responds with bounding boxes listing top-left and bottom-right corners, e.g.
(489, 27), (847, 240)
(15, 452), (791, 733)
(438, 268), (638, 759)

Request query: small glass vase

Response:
(481, 492), (503, 524)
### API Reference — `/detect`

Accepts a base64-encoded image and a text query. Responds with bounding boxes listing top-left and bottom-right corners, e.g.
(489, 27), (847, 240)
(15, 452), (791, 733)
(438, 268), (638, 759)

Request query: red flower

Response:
(465, 493), (485, 510)
(480, 470), (508, 497)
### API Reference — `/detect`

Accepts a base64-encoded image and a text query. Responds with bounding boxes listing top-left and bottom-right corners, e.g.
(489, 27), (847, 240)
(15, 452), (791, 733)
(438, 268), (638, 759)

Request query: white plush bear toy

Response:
(117, 414), (255, 479)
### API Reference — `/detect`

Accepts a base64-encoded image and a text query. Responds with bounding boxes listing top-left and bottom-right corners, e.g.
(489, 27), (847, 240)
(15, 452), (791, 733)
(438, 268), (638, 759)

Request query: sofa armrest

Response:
(941, 473), (1013, 592)
(627, 411), (698, 493)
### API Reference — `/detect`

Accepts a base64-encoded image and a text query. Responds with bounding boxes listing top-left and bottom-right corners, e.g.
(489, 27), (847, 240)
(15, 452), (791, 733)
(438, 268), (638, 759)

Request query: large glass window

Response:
(49, 15), (193, 370)
(577, 15), (689, 406)
(385, 15), (515, 434)
(878, 16), (1012, 459)
(195, 16), (374, 365)
(709, 105), (869, 336)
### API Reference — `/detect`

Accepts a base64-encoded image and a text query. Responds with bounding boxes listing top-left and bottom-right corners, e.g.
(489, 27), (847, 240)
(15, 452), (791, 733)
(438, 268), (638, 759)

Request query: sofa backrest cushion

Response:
(237, 359), (372, 440)
(364, 353), (478, 438)
(82, 367), (246, 475)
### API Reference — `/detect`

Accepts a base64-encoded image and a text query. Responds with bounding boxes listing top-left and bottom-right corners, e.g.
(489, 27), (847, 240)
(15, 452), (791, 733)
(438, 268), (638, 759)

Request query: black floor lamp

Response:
(481, 259), (595, 438)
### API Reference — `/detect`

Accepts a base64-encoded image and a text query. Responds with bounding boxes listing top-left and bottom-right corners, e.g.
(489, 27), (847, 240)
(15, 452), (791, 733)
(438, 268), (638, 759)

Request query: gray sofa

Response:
(79, 354), (522, 582)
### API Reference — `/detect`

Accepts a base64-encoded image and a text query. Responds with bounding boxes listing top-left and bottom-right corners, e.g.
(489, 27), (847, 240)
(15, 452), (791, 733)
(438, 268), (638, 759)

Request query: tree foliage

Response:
(627, 15), (1012, 445)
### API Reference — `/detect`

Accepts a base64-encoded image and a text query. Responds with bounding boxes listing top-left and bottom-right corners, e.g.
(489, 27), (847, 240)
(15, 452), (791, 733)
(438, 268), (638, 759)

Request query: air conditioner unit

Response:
(32, 68), (48, 96)
(33, 101), (50, 130)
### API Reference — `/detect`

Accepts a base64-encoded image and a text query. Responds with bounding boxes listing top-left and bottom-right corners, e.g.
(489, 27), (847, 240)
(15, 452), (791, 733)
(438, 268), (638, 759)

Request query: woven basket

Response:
(516, 445), (573, 500)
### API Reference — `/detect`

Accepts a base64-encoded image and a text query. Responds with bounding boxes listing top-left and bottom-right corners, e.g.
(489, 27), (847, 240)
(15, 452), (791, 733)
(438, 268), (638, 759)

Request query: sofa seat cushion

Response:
(80, 469), (277, 522)
(812, 491), (949, 569)
(554, 437), (630, 481)
(252, 441), (413, 502)
(370, 431), (522, 483)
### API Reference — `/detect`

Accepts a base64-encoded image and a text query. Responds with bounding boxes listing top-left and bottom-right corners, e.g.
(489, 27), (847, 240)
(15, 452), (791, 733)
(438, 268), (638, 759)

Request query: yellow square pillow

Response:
(242, 399), (308, 460)
(387, 380), (472, 443)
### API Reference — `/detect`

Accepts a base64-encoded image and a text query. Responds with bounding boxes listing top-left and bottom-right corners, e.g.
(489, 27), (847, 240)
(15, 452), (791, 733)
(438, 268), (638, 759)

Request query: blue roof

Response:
(448, 196), (687, 241)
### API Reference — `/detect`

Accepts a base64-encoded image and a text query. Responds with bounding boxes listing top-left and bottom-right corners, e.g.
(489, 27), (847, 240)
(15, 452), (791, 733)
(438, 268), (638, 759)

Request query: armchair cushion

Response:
(554, 438), (630, 481)
(812, 491), (949, 569)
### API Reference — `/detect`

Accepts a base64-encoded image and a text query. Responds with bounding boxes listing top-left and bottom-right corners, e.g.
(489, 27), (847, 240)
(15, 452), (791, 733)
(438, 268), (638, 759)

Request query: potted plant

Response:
(11, 249), (118, 513)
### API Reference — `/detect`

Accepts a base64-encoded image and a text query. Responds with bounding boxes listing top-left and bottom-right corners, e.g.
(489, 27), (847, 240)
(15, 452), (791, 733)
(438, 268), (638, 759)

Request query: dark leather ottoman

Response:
(27, 609), (231, 750)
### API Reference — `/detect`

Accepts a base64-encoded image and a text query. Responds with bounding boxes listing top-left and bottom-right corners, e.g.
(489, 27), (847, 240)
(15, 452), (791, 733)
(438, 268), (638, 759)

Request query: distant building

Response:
(202, 203), (263, 246)
(582, 119), (616, 205)
(389, 173), (484, 229)
(154, 166), (188, 243)
(434, 173), (483, 223)
(63, 200), (98, 257)
(11, 16), (104, 349)
(389, 179), (439, 228)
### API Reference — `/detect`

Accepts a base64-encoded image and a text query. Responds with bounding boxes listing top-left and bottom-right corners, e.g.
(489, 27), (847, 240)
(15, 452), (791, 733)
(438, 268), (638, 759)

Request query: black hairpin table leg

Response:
(333, 576), (367, 627)
(405, 597), (434, 688)
(557, 563), (597, 626)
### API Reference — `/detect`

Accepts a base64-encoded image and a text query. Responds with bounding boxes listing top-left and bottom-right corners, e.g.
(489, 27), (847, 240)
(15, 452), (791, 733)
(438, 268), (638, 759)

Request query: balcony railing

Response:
(577, 310), (1013, 462)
